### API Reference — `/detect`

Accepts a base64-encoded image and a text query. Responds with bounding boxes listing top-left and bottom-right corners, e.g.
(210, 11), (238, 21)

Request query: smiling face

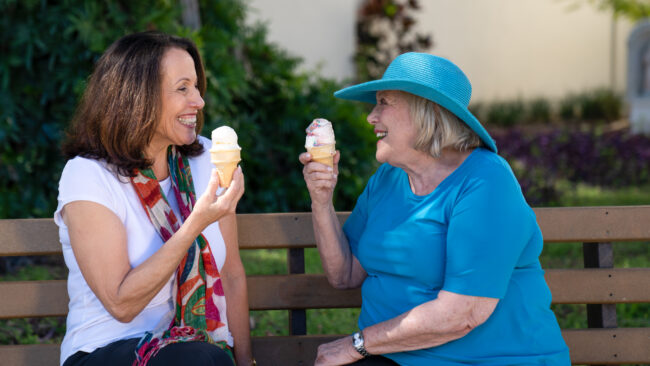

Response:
(367, 90), (420, 166)
(150, 47), (205, 156)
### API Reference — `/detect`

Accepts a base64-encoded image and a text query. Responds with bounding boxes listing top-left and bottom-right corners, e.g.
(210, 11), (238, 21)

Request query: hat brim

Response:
(334, 79), (497, 153)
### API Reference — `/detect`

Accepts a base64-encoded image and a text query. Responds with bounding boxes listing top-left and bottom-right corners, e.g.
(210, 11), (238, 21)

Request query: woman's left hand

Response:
(314, 336), (363, 366)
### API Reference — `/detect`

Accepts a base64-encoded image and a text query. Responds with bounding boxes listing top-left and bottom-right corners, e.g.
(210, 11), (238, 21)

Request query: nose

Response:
(191, 89), (205, 110)
(367, 105), (379, 125)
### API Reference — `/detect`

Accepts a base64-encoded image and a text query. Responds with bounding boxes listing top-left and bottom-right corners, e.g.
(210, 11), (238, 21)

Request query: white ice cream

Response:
(211, 126), (241, 151)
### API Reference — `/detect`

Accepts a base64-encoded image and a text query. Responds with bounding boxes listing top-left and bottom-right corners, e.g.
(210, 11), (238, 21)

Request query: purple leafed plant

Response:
(491, 128), (650, 205)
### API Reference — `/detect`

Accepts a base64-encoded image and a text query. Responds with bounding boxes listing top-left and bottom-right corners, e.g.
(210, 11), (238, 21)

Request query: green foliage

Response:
(484, 99), (526, 127)
(578, 88), (622, 122)
(0, 318), (65, 345)
(472, 89), (623, 127)
(576, 0), (650, 21)
(0, 0), (377, 218)
(528, 98), (552, 123)
(556, 89), (623, 123)
(0, 0), (183, 219)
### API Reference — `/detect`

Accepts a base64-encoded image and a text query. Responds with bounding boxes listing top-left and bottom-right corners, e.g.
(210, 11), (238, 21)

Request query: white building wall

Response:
(246, 0), (634, 103)
(246, 0), (361, 81)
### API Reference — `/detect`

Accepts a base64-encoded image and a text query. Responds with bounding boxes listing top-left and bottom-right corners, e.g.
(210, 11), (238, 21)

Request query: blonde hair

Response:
(402, 91), (482, 157)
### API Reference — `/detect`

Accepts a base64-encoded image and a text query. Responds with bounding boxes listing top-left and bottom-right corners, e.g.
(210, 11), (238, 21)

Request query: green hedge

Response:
(469, 88), (623, 127)
(0, 0), (377, 218)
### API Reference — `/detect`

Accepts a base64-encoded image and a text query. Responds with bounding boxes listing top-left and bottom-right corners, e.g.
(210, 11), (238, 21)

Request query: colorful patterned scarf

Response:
(129, 146), (233, 365)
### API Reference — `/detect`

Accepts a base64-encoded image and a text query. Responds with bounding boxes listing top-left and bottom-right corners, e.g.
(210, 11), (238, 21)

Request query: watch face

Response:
(353, 332), (363, 347)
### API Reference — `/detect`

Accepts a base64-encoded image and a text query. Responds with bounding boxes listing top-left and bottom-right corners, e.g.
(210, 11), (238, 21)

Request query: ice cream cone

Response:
(307, 143), (335, 167)
(210, 149), (241, 187)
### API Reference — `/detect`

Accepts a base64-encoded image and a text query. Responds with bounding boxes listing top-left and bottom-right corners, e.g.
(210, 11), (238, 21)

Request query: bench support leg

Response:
(582, 242), (617, 329)
(288, 248), (307, 335)
(582, 242), (617, 366)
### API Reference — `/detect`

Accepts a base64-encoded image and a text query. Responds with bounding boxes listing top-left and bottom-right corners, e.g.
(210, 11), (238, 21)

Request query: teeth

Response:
(178, 116), (196, 125)
(376, 132), (387, 138)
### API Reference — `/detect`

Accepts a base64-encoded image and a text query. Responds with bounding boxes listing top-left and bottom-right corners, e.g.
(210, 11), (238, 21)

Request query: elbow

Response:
(327, 274), (358, 290)
(114, 313), (136, 324)
(328, 278), (351, 290)
(452, 318), (481, 337)
(452, 308), (491, 336)
(106, 304), (137, 323)
(102, 296), (138, 323)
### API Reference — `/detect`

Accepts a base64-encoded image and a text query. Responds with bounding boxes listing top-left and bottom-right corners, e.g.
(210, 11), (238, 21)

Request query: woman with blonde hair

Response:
(300, 52), (569, 365)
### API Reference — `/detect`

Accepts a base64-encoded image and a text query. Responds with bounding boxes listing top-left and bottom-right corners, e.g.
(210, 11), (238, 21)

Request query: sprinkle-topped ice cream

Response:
(305, 118), (336, 167)
(305, 118), (335, 148)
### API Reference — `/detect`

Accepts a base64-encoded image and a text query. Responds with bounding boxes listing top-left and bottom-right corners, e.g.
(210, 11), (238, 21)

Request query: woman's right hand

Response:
(191, 166), (245, 229)
(299, 151), (340, 207)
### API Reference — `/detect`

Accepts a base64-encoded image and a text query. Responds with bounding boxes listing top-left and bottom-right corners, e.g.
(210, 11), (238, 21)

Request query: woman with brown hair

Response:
(54, 31), (253, 366)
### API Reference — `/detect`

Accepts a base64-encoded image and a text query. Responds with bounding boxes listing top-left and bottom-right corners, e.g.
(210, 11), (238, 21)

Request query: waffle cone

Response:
(210, 149), (241, 187)
(307, 144), (335, 167)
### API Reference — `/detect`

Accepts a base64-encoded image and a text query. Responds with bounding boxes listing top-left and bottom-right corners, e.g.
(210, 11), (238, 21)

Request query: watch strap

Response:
(352, 331), (370, 357)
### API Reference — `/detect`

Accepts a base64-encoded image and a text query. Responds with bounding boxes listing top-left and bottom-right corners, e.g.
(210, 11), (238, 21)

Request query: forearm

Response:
(311, 203), (362, 288)
(363, 291), (497, 355)
(107, 216), (206, 321)
(219, 213), (254, 365)
(223, 272), (253, 365)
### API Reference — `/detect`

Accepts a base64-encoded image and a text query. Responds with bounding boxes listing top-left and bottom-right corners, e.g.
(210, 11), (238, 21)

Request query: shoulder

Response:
(188, 136), (212, 166)
(188, 135), (214, 194)
(462, 148), (520, 190)
(194, 135), (212, 160)
(61, 156), (117, 181)
(369, 163), (401, 185)
(197, 135), (211, 150)
(56, 156), (127, 223)
(451, 149), (531, 216)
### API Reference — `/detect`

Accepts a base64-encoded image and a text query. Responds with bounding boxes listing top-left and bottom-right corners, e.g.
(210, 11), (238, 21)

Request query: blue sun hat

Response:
(334, 52), (497, 153)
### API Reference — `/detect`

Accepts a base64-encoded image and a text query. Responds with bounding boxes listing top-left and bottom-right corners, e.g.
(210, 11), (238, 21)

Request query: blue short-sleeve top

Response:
(343, 148), (570, 365)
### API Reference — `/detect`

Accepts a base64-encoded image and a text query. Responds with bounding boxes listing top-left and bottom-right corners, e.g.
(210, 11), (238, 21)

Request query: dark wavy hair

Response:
(62, 31), (206, 177)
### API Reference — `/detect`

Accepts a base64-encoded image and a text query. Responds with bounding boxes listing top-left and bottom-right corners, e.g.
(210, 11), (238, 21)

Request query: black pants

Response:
(63, 338), (234, 366)
(347, 355), (400, 365)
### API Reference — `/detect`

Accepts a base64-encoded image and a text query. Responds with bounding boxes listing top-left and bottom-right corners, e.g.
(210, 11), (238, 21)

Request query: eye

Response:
(379, 98), (388, 105)
(178, 86), (187, 92)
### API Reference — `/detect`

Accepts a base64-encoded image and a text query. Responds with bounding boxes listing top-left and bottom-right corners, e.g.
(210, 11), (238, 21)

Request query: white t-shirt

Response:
(54, 136), (232, 365)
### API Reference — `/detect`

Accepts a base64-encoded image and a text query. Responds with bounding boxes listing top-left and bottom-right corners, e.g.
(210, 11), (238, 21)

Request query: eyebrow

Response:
(173, 76), (196, 85)
(376, 91), (395, 101)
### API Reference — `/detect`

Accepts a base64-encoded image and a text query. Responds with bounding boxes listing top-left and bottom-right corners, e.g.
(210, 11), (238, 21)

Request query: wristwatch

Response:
(352, 330), (370, 357)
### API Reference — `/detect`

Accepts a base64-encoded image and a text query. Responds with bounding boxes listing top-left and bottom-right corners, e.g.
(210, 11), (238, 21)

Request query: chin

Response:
(179, 133), (197, 146)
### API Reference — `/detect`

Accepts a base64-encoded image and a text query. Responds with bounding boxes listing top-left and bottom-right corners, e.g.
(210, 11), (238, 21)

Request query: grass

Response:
(1, 182), (649, 344)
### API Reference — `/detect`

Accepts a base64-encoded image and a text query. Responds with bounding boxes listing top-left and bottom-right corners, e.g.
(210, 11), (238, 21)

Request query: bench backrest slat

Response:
(535, 206), (650, 242)
(0, 219), (60, 256)
(2, 206), (650, 256)
(563, 328), (650, 364)
(3, 268), (649, 319)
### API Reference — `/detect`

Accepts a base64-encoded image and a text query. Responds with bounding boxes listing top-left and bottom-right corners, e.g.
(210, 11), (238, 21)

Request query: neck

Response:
(403, 148), (473, 196)
(145, 143), (171, 181)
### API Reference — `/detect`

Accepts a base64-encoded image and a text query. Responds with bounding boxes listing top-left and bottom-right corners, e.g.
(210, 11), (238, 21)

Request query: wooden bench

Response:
(1, 207), (650, 365)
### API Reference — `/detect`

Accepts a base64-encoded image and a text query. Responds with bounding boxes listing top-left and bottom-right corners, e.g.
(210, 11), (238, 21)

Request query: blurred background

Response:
(1, 0), (649, 351)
